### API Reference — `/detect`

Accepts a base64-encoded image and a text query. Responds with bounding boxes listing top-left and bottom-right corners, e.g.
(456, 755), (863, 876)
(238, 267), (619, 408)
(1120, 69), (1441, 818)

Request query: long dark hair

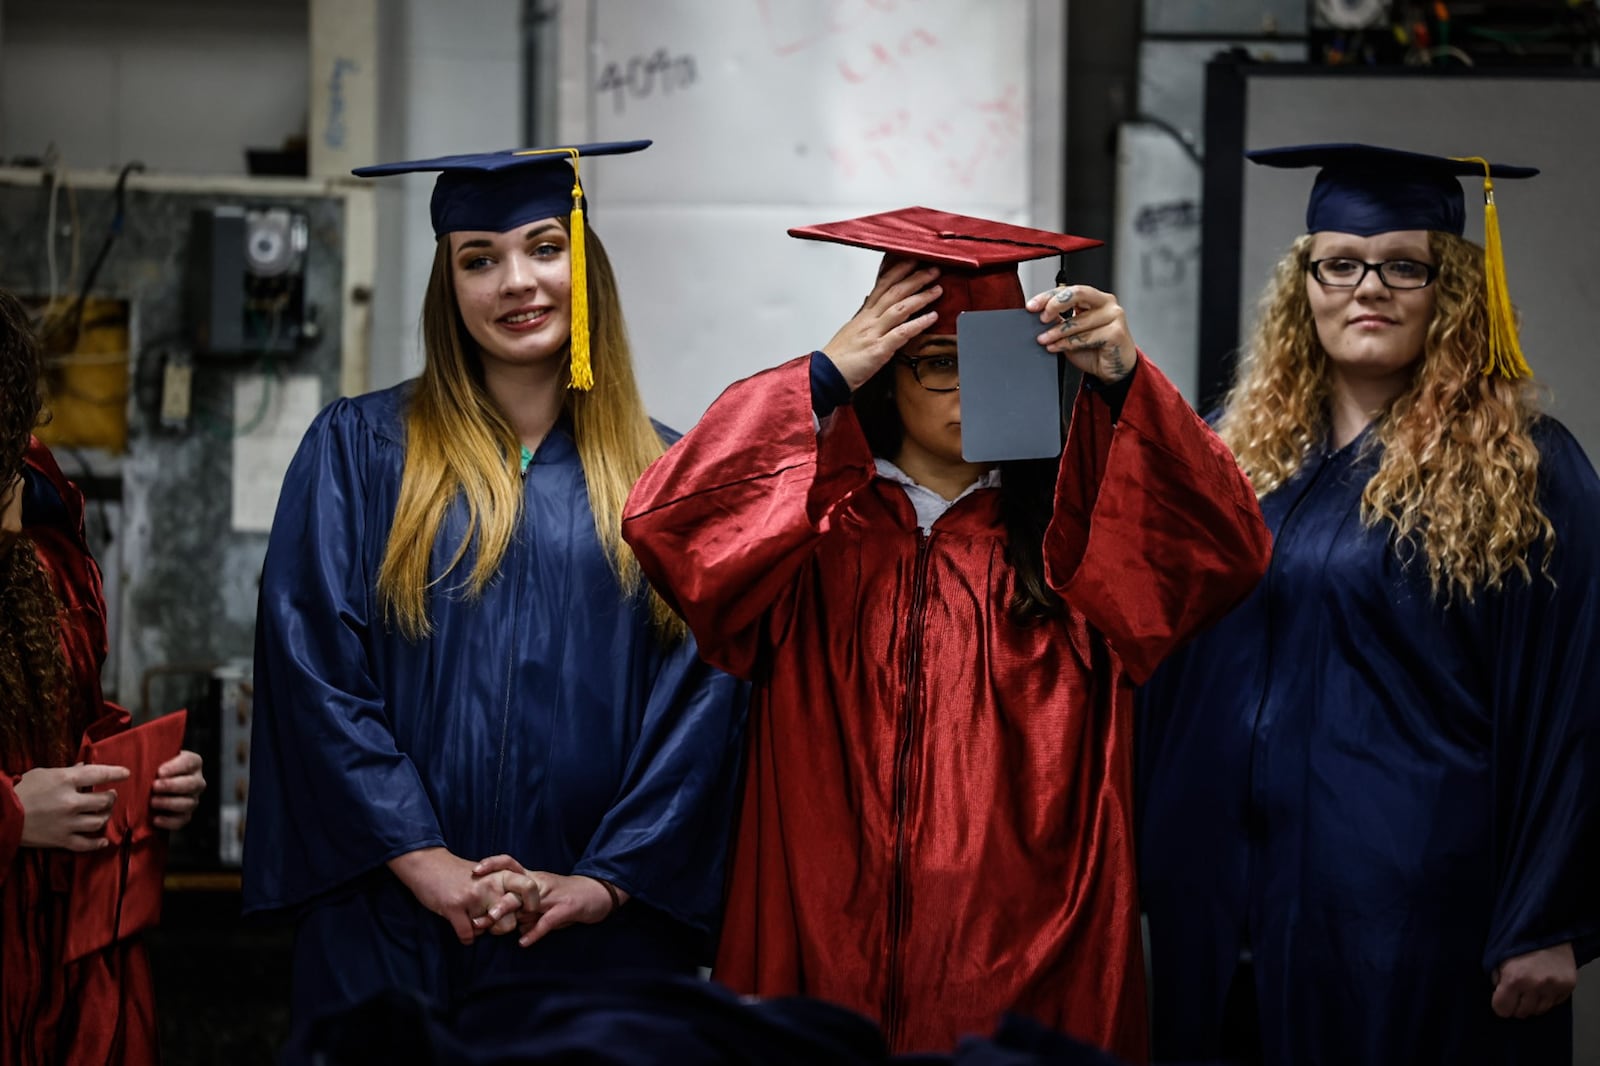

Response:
(853, 363), (1064, 624)
(0, 288), (72, 768)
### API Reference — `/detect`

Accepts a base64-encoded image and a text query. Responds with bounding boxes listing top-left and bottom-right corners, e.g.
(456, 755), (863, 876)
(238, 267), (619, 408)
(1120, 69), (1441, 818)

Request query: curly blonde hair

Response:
(1216, 231), (1552, 601)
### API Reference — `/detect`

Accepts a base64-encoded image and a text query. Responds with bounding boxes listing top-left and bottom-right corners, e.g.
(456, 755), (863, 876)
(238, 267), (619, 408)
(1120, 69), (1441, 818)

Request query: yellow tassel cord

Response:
(1456, 156), (1532, 380)
(567, 185), (592, 390)
(511, 147), (593, 390)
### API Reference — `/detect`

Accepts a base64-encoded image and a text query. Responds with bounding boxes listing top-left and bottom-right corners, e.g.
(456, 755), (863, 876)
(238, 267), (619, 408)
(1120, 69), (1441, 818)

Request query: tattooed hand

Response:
(1024, 284), (1139, 384)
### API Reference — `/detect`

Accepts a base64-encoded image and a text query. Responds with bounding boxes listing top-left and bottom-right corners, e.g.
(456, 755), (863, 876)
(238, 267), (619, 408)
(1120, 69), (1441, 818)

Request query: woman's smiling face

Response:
(450, 218), (573, 371)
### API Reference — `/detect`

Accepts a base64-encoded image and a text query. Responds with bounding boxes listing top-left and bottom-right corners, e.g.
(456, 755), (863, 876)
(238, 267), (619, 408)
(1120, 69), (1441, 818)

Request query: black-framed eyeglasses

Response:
(1308, 257), (1438, 290)
(897, 353), (959, 392)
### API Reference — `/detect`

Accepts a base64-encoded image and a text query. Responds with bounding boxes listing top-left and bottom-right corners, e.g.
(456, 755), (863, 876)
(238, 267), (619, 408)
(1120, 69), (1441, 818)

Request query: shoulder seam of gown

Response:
(327, 387), (411, 450)
(625, 459), (830, 519)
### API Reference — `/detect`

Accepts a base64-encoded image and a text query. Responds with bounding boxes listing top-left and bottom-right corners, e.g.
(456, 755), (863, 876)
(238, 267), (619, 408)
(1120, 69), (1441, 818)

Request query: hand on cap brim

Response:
(822, 258), (942, 391)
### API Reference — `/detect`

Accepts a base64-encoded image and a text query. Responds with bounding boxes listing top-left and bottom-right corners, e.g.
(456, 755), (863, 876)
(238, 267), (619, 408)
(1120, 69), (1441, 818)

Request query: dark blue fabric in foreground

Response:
(20, 460), (68, 527)
(280, 973), (1133, 1066)
(1137, 417), (1600, 1065)
(242, 382), (747, 1022)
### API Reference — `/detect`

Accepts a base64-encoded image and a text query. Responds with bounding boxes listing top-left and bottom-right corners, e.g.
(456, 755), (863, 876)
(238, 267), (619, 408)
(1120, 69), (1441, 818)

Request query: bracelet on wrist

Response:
(592, 877), (623, 914)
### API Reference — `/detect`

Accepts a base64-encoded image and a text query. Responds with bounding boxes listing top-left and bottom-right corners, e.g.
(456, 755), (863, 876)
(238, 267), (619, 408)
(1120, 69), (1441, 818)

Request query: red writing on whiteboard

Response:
(837, 28), (939, 84)
(827, 84), (1021, 189)
(756, 0), (931, 58)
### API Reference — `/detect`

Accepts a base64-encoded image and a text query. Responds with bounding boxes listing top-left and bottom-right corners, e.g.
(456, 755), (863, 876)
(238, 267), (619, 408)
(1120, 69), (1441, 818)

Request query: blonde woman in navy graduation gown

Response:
(242, 143), (745, 1025)
(1137, 145), (1600, 1066)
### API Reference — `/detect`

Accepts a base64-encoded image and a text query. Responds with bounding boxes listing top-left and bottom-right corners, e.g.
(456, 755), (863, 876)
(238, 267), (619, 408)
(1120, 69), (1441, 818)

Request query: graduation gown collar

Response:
(871, 458), (1001, 535)
(523, 414), (579, 468)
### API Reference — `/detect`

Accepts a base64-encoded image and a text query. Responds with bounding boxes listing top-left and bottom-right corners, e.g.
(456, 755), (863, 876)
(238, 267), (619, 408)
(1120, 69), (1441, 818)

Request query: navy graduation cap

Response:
(1246, 142), (1537, 237)
(353, 140), (650, 237)
(1248, 142), (1538, 379)
(352, 139), (651, 389)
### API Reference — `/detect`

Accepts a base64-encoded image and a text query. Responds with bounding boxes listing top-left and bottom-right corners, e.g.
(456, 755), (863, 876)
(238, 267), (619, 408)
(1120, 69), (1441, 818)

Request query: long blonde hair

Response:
(376, 221), (684, 641)
(1217, 231), (1552, 601)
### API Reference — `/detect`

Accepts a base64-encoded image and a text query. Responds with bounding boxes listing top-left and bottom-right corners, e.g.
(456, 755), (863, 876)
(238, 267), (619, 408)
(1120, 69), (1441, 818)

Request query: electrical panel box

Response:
(187, 205), (309, 356)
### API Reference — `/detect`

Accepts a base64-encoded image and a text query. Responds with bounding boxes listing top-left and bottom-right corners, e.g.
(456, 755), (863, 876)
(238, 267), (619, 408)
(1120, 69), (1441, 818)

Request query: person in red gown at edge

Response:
(0, 287), (207, 1065)
(620, 208), (1273, 1060)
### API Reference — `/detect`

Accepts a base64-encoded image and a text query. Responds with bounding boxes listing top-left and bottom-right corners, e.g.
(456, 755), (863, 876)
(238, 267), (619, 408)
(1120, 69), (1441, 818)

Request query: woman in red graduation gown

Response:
(621, 208), (1272, 1059)
(0, 288), (206, 1065)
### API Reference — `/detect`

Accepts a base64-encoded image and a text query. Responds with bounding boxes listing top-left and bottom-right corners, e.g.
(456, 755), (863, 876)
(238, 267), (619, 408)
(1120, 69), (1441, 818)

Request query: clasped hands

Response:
(389, 847), (626, 949)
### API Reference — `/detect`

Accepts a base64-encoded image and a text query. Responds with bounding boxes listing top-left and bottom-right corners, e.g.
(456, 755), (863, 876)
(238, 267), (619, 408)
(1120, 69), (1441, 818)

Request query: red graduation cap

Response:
(789, 206), (1102, 335)
(64, 709), (188, 964)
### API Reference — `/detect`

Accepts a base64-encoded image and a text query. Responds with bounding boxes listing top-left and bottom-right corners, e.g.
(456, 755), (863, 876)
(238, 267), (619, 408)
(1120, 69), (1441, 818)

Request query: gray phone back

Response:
(957, 308), (1079, 462)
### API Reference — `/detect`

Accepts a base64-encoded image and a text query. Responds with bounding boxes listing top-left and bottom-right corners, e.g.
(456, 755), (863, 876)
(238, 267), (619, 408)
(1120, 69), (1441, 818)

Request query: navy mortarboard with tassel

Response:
(353, 140), (651, 390)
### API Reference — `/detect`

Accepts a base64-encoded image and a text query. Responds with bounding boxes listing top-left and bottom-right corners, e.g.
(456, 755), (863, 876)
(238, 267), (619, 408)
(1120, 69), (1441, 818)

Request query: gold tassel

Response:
(511, 146), (593, 390)
(567, 180), (592, 390)
(1456, 156), (1532, 379)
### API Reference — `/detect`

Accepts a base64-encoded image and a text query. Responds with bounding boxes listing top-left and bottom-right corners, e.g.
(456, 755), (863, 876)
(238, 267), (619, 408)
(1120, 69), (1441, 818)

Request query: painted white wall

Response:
(366, 0), (524, 392)
(0, 0), (309, 174)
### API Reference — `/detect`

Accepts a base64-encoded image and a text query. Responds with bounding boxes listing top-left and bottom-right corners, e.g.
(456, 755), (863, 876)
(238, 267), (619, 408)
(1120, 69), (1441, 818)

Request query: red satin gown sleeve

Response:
(622, 354), (1269, 1061)
(1046, 357), (1276, 682)
(622, 354), (878, 680)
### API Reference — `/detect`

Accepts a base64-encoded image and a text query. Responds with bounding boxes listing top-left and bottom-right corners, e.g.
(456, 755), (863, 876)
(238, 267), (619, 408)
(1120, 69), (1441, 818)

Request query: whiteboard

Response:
(556, 0), (1063, 433)
(583, 1), (1031, 205)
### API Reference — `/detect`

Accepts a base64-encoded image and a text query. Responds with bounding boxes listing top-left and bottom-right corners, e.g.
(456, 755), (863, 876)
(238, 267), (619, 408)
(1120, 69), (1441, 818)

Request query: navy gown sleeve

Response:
(1482, 420), (1600, 971)
(572, 636), (747, 934)
(243, 399), (445, 913)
